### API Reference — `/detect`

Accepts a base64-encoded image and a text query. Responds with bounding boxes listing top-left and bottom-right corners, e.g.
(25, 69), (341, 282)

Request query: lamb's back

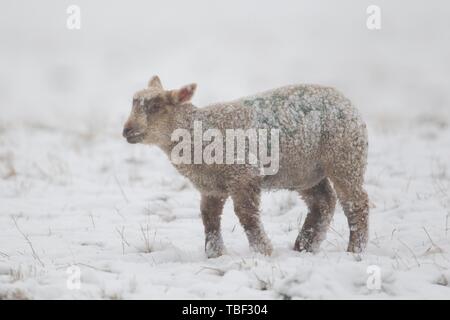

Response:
(239, 84), (365, 190)
(191, 84), (366, 191)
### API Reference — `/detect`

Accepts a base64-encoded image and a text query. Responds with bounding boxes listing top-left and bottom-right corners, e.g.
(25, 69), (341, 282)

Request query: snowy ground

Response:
(1, 1), (450, 299)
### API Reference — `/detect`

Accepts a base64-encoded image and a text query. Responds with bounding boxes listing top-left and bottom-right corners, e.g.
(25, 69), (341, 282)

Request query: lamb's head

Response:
(123, 76), (196, 144)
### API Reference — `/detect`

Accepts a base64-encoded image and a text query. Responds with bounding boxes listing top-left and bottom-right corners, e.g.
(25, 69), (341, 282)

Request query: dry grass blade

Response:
(12, 216), (44, 267)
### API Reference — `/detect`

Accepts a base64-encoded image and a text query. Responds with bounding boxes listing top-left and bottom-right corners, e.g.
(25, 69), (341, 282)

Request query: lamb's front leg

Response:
(231, 182), (273, 255)
(201, 194), (227, 258)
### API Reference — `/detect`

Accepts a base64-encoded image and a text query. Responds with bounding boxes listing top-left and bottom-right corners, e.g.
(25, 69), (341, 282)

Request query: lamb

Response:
(123, 76), (369, 258)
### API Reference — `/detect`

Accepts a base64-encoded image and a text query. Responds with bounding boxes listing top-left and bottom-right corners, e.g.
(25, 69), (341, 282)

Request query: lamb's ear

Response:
(171, 83), (197, 104)
(148, 75), (163, 89)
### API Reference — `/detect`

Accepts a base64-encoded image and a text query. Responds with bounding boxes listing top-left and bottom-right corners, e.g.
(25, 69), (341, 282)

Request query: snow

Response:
(1, 0), (450, 299)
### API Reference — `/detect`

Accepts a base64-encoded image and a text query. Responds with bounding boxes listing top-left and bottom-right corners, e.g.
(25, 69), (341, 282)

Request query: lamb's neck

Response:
(156, 103), (199, 156)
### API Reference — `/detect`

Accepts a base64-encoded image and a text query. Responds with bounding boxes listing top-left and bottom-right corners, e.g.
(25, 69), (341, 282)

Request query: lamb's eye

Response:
(144, 98), (162, 113)
(132, 99), (142, 113)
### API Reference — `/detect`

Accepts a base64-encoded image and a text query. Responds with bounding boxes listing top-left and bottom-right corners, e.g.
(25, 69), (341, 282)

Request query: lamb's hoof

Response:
(347, 242), (365, 254)
(347, 233), (367, 253)
(251, 241), (273, 256)
(205, 241), (226, 258)
(206, 249), (226, 259)
(294, 235), (316, 253)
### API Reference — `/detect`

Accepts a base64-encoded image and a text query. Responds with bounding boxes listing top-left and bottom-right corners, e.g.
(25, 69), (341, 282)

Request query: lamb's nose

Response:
(123, 127), (132, 138)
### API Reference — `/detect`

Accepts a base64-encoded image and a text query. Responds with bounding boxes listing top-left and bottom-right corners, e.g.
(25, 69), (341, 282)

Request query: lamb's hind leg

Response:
(201, 194), (227, 258)
(331, 177), (369, 253)
(294, 178), (337, 252)
(327, 117), (369, 253)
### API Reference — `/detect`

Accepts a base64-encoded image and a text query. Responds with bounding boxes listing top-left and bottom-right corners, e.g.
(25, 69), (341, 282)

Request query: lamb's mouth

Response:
(126, 133), (145, 144)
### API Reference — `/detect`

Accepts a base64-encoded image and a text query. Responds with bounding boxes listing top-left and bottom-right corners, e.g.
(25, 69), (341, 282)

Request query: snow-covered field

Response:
(1, 1), (449, 299)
